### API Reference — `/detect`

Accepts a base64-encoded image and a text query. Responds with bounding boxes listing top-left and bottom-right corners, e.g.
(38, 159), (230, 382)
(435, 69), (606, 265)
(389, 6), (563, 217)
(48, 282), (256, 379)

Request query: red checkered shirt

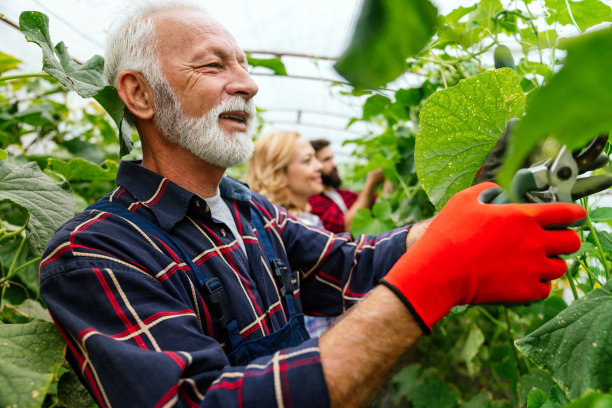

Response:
(308, 189), (359, 233)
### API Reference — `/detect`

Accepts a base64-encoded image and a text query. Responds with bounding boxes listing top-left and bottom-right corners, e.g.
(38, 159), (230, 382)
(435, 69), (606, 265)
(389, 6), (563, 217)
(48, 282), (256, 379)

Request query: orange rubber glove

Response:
(381, 182), (585, 333)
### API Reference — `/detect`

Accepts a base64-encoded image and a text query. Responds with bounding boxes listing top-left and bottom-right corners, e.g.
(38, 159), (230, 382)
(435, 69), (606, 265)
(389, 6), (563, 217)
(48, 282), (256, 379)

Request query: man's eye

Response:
(204, 63), (221, 68)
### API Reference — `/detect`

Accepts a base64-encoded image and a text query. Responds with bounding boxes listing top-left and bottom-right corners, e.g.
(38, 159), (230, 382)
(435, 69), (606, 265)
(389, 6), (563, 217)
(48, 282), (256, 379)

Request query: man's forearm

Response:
(319, 285), (423, 408)
(405, 217), (432, 250)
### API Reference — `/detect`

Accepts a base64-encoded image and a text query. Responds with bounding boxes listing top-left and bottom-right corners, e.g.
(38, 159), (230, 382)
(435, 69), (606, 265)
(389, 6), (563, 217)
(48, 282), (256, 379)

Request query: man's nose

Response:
(226, 65), (259, 99)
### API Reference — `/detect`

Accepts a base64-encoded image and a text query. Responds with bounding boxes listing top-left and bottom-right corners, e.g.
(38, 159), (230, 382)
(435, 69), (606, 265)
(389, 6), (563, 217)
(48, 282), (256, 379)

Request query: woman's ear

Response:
(116, 71), (155, 120)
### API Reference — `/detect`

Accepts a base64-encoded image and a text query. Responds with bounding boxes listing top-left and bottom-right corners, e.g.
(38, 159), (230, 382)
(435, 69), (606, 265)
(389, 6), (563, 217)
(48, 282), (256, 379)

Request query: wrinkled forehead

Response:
(150, 8), (244, 60)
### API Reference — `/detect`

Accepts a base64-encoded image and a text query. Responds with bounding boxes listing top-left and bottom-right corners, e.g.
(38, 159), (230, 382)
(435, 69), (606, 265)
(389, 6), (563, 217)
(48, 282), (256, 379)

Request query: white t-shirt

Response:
(204, 192), (247, 257)
(323, 189), (348, 213)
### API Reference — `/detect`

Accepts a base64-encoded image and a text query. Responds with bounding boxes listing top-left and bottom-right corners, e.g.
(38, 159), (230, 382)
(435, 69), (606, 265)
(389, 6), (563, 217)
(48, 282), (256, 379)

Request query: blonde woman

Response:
(247, 131), (324, 226)
(247, 131), (335, 337)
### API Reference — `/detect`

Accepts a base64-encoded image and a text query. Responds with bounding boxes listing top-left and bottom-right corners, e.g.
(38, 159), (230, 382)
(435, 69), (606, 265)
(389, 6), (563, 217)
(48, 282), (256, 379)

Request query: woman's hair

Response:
(247, 131), (302, 212)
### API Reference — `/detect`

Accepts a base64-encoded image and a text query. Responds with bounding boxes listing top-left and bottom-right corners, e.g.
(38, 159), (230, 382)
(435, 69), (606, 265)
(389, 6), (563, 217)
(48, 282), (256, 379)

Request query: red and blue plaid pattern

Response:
(40, 160), (408, 407)
(308, 189), (358, 233)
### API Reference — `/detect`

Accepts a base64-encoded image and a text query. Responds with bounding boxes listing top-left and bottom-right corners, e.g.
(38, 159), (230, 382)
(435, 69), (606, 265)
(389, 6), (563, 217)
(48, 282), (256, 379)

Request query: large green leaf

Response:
(499, 27), (612, 188)
(0, 321), (66, 408)
(0, 160), (74, 255)
(57, 370), (96, 408)
(515, 279), (612, 399)
(545, 0), (612, 31)
(334, 0), (439, 88)
(47, 158), (118, 182)
(19, 11), (131, 155)
(415, 68), (525, 209)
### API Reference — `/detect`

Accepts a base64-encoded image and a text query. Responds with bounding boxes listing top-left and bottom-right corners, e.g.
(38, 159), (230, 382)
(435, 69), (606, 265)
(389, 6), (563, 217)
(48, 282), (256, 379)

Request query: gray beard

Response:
(153, 78), (255, 168)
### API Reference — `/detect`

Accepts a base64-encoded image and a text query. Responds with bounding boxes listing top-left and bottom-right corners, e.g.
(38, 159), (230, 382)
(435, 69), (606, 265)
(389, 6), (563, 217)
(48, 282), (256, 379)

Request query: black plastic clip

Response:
(204, 277), (234, 326)
(272, 259), (293, 296)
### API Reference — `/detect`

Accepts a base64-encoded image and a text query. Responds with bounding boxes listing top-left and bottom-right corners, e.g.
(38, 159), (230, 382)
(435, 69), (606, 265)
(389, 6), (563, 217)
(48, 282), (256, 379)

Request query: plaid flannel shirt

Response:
(40, 160), (408, 408)
(308, 189), (358, 233)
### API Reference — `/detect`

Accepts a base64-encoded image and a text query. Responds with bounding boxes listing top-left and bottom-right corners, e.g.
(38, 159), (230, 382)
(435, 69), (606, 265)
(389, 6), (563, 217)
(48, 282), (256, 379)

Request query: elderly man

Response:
(39, 2), (585, 407)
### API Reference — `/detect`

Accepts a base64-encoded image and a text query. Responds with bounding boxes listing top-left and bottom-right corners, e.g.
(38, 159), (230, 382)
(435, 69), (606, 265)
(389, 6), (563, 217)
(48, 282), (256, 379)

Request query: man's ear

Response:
(116, 71), (155, 120)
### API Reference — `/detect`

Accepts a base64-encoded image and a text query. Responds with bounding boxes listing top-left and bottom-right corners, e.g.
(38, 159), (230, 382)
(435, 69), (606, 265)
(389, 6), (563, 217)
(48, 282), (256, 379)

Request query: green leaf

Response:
(459, 324), (485, 376)
(57, 370), (96, 408)
(499, 27), (612, 188)
(19, 11), (130, 155)
(459, 391), (492, 408)
(0, 148), (6, 161)
(247, 55), (287, 76)
(350, 207), (396, 236)
(335, 0), (439, 88)
(518, 296), (568, 333)
(0, 160), (74, 255)
(2, 300), (52, 323)
(589, 207), (612, 223)
(393, 364), (424, 404)
(415, 68), (525, 209)
(545, 0), (612, 31)
(561, 241), (597, 260)
(362, 94), (392, 120)
(372, 200), (392, 220)
(411, 377), (459, 408)
(526, 388), (556, 408)
(587, 230), (612, 253)
(519, 369), (559, 407)
(516, 279), (612, 399)
(47, 158), (118, 182)
(0, 321), (66, 408)
(93, 86), (132, 157)
(565, 392), (612, 408)
(0, 51), (22, 74)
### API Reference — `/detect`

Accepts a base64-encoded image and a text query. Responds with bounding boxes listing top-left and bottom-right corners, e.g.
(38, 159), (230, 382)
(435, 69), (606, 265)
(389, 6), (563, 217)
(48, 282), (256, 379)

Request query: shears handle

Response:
(477, 171), (586, 228)
(478, 169), (538, 204)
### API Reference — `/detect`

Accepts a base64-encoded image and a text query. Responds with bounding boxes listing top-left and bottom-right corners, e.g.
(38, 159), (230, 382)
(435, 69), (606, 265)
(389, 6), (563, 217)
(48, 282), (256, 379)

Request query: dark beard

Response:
(322, 168), (342, 189)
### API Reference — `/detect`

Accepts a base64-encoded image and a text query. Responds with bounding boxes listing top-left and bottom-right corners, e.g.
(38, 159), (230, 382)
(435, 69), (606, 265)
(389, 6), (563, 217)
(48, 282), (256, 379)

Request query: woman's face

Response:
(285, 137), (324, 201)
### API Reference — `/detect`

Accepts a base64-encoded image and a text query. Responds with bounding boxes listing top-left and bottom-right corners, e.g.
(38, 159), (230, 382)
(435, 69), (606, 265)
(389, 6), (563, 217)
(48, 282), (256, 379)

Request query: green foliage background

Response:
(1, 1), (612, 407)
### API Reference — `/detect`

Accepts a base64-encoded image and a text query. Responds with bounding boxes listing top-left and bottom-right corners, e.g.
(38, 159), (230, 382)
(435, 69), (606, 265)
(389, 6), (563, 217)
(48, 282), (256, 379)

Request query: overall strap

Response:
(250, 206), (297, 317)
(86, 200), (242, 348)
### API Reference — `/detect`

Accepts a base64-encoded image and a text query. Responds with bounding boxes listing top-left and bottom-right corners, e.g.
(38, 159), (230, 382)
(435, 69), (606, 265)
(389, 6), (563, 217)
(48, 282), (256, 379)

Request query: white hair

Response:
(103, 1), (205, 125)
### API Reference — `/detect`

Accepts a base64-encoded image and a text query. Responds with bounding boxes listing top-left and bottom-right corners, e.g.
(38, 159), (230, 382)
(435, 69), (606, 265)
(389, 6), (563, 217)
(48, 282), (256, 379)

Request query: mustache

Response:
(213, 96), (256, 123)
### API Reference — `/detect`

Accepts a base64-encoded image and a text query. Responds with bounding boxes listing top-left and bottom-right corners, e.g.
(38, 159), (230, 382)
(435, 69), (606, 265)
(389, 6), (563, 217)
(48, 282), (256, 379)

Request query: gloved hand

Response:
(380, 182), (585, 333)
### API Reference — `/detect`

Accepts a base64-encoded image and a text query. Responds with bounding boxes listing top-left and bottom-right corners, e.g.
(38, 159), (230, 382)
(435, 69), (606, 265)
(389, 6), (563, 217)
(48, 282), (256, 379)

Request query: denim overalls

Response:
(87, 200), (310, 366)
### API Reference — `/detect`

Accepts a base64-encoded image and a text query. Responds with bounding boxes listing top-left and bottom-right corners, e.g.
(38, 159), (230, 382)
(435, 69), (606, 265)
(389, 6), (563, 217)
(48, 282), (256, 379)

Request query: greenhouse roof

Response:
(1, 0), (381, 162)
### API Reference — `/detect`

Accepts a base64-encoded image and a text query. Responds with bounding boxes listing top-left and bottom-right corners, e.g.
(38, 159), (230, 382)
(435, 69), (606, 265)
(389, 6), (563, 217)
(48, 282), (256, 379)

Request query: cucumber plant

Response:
(2, 1), (612, 407)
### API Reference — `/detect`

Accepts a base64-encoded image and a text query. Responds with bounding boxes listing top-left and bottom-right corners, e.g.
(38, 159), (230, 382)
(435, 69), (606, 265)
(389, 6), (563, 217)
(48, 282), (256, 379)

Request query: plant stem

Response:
(10, 256), (40, 277)
(565, 261), (580, 300)
(503, 307), (524, 376)
(584, 213), (610, 280)
(5, 233), (26, 280)
(0, 73), (52, 82)
(0, 223), (26, 243)
(564, 0), (582, 33)
(391, 167), (417, 200)
(477, 306), (505, 329)
(577, 258), (602, 287)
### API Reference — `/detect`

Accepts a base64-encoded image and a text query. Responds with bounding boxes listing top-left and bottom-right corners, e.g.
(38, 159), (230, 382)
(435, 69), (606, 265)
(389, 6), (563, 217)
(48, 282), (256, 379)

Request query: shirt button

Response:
(195, 200), (201, 207)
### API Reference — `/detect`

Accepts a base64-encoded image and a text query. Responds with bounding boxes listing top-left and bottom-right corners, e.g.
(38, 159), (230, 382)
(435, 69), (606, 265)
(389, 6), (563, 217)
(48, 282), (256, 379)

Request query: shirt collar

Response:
(115, 160), (251, 231)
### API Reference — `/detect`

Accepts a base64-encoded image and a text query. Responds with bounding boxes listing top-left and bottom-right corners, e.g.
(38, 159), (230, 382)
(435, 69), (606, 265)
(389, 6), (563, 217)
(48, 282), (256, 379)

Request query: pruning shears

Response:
(482, 134), (612, 206)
